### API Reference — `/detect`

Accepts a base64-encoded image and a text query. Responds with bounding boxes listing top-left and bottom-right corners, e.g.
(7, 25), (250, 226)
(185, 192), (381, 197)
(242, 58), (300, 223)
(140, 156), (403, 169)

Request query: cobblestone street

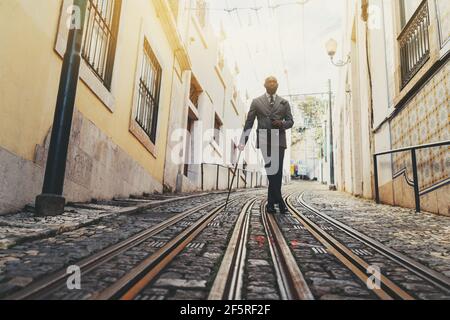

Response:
(302, 187), (450, 279)
(2, 0), (449, 311)
(0, 181), (449, 300)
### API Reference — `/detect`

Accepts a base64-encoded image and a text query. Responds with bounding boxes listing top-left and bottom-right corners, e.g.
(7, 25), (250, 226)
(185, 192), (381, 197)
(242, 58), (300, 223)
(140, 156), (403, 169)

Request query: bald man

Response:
(239, 77), (294, 214)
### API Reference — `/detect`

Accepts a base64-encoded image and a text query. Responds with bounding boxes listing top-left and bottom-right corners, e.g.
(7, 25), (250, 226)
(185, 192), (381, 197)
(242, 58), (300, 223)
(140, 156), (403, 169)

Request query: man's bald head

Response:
(265, 76), (278, 83)
(264, 76), (279, 95)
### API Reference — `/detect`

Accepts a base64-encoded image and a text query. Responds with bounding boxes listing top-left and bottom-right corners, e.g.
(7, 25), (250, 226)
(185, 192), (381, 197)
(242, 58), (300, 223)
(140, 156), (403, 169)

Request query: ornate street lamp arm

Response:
(330, 54), (351, 67)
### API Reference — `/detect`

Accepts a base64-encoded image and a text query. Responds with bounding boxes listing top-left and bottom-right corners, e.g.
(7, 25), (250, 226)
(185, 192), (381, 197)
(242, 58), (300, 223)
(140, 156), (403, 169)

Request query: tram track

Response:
(6, 196), (241, 300)
(208, 197), (313, 300)
(94, 197), (254, 300)
(208, 199), (256, 300)
(261, 200), (314, 300)
(285, 193), (414, 300)
(295, 192), (450, 296)
(6, 186), (448, 301)
(284, 191), (450, 300)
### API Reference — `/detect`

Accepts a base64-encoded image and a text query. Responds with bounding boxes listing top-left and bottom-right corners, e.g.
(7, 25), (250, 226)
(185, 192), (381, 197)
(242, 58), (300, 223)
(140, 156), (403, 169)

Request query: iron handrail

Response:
(374, 140), (450, 212)
(200, 162), (263, 191)
(201, 162), (255, 173)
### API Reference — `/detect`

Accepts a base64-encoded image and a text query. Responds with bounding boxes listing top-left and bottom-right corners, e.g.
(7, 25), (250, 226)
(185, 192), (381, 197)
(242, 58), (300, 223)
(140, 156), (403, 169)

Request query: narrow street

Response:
(1, 0), (449, 310)
(0, 181), (449, 301)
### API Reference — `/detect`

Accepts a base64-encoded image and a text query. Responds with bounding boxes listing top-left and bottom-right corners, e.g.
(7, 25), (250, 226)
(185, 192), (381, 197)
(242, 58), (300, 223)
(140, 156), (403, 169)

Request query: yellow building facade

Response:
(0, 0), (256, 215)
(0, 0), (191, 214)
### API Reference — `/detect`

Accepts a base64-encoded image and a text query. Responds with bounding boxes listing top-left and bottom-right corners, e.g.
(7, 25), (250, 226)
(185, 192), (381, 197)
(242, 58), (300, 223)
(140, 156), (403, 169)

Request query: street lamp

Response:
(326, 38), (351, 67)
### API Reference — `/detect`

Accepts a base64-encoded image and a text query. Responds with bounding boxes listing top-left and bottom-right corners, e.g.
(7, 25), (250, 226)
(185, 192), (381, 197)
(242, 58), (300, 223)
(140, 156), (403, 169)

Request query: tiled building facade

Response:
(334, 0), (449, 215)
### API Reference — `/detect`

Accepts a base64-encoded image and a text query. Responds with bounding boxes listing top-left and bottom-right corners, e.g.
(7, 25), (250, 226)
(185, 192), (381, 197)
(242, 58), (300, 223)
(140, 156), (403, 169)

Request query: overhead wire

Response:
(268, 0), (292, 96)
(209, 0), (314, 97)
(185, 0), (311, 12)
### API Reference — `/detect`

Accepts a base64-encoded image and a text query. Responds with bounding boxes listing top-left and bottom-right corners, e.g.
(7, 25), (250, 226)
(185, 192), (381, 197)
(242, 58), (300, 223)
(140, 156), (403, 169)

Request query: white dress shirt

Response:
(265, 92), (277, 103)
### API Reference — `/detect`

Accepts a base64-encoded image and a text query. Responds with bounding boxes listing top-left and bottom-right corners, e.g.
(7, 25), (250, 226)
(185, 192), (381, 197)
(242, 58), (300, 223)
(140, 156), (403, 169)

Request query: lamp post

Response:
(35, 0), (88, 216)
(324, 38), (351, 190)
(327, 79), (336, 190)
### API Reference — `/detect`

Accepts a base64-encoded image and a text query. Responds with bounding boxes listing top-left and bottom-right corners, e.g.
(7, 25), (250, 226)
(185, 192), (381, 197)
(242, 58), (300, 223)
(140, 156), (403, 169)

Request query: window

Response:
(189, 76), (202, 108)
(82, 0), (122, 90)
(232, 86), (238, 102)
(231, 142), (237, 165)
(136, 39), (162, 144)
(435, 0), (450, 48)
(184, 117), (196, 177)
(400, 0), (423, 28)
(218, 49), (225, 70)
(214, 114), (223, 145)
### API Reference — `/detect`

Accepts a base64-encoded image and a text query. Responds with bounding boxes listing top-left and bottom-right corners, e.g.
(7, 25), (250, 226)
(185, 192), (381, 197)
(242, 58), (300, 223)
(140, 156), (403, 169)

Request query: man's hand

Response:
(272, 120), (284, 129)
(238, 144), (245, 151)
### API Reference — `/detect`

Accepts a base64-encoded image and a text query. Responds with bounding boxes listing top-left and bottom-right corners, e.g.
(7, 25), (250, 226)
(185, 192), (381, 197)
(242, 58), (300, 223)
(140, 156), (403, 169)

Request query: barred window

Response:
(189, 76), (202, 108)
(136, 39), (162, 144)
(82, 0), (122, 90)
(214, 114), (222, 145)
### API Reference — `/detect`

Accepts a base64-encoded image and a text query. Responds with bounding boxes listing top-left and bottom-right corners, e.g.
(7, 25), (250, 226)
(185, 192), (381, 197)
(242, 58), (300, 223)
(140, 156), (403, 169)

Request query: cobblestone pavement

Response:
(0, 181), (449, 300)
(244, 199), (281, 300)
(0, 189), (263, 298)
(275, 208), (378, 300)
(136, 197), (257, 300)
(0, 192), (220, 250)
(286, 190), (450, 300)
(301, 184), (450, 280)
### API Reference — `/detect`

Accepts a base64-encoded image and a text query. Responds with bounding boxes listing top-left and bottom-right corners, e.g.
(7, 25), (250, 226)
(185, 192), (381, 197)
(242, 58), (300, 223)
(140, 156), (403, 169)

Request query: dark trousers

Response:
(261, 146), (286, 206)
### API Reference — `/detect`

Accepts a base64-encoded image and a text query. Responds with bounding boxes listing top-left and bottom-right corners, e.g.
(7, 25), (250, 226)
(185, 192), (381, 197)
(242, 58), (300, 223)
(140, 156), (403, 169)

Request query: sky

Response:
(206, 0), (345, 100)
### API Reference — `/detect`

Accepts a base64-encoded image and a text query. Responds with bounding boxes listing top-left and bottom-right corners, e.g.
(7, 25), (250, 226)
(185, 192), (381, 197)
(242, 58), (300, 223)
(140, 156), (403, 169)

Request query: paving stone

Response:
(247, 286), (277, 294)
(310, 278), (359, 288)
(154, 278), (207, 288)
(203, 252), (221, 260)
(304, 271), (330, 278)
(248, 259), (270, 267)
(320, 294), (369, 300)
(247, 293), (280, 300)
(171, 290), (207, 300)
(8, 277), (33, 287)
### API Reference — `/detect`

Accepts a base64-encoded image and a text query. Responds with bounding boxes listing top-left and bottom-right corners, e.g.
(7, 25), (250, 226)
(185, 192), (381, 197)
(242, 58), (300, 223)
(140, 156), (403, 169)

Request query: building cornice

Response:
(153, 0), (191, 71)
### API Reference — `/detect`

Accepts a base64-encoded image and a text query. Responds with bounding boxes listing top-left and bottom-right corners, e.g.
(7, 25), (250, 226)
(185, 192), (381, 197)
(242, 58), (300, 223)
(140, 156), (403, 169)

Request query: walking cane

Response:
(224, 149), (243, 213)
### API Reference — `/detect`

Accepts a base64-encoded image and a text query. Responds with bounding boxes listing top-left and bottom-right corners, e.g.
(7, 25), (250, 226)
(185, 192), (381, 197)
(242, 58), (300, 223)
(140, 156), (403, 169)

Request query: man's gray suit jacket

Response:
(240, 94), (294, 149)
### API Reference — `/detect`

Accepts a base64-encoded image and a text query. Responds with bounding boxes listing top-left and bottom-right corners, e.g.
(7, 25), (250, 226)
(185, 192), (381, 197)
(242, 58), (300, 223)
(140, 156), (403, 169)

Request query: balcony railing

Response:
(398, 0), (430, 89)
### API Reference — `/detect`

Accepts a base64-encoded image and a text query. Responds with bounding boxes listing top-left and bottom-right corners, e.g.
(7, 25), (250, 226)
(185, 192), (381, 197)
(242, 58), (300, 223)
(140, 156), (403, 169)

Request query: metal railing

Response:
(200, 163), (265, 191)
(398, 0), (430, 89)
(374, 140), (450, 212)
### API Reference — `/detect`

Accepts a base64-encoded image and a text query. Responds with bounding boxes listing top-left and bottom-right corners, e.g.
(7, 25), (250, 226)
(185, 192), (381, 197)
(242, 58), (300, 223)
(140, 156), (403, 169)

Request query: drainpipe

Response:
(362, 0), (376, 198)
(35, 0), (87, 216)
